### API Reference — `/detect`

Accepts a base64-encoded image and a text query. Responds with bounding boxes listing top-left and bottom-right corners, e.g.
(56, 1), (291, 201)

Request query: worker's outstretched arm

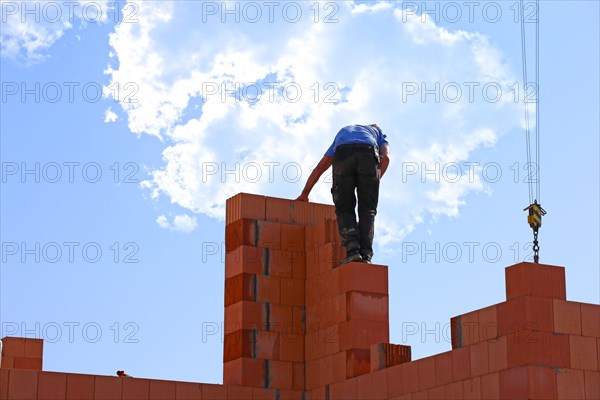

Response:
(379, 144), (391, 179)
(296, 155), (333, 202)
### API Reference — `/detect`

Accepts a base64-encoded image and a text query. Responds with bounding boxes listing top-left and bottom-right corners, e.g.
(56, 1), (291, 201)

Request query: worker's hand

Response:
(296, 193), (309, 202)
(376, 169), (382, 180)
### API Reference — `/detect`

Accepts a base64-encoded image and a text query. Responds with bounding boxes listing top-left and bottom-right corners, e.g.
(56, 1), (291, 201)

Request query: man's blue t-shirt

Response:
(325, 125), (389, 157)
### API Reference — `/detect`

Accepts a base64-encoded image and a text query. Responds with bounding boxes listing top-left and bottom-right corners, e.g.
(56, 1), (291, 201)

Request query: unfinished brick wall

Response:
(1, 193), (598, 399)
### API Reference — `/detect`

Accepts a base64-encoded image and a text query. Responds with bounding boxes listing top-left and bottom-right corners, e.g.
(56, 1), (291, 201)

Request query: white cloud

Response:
(104, 108), (118, 123)
(156, 214), (197, 233)
(1, 1), (114, 63)
(106, 1), (522, 252)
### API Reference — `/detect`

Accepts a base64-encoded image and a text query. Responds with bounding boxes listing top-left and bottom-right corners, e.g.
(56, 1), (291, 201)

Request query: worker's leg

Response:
(356, 150), (380, 262)
(332, 148), (360, 258)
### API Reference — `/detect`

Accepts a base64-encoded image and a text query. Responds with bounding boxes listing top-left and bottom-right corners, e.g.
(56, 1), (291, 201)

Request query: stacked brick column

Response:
(0, 337), (43, 371)
(222, 193), (406, 394)
(223, 194), (335, 393)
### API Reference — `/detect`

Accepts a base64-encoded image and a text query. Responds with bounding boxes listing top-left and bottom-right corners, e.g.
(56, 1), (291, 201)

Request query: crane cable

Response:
(520, 0), (546, 263)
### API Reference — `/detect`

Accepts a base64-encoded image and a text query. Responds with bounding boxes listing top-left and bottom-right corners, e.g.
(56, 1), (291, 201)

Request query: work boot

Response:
(360, 252), (372, 264)
(340, 250), (362, 265)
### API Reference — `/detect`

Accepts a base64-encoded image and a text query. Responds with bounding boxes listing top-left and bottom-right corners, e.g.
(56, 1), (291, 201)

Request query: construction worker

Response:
(297, 124), (390, 264)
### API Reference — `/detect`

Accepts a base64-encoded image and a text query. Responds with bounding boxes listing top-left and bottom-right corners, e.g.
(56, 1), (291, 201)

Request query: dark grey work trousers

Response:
(331, 144), (380, 261)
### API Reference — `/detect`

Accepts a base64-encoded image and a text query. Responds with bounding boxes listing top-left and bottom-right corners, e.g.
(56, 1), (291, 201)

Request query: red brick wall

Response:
(1, 193), (598, 399)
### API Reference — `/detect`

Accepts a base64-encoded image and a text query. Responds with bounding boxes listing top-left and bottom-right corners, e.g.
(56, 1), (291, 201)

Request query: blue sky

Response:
(1, 0), (598, 384)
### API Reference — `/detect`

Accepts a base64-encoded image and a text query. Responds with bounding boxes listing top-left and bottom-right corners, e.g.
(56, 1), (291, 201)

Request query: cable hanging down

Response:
(519, 0), (546, 263)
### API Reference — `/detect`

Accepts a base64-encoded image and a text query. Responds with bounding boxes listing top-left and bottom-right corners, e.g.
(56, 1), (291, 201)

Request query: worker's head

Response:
(370, 123), (382, 133)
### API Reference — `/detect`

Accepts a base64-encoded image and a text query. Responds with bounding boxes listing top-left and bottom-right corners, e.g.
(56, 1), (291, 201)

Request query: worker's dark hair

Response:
(370, 123), (382, 133)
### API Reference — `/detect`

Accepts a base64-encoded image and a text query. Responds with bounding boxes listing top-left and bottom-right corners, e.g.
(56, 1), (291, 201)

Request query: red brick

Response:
(427, 385), (445, 399)
(478, 305), (499, 341)
(356, 371), (386, 400)
(370, 343), (411, 372)
(23, 338), (43, 359)
(225, 273), (256, 306)
(265, 196), (292, 223)
(498, 296), (554, 336)
(417, 356), (436, 390)
(581, 302), (600, 337)
(337, 261), (388, 295)
(223, 357), (265, 387)
(227, 384), (253, 399)
(488, 336), (508, 372)
(346, 349), (371, 378)
(451, 346), (470, 381)
(480, 372), (500, 399)
(499, 365), (557, 399)
(346, 291), (389, 322)
(268, 249), (294, 278)
(174, 381), (201, 400)
(226, 193), (266, 224)
(226, 245), (263, 279)
(290, 201), (336, 227)
(338, 320), (388, 351)
(317, 242), (345, 272)
(305, 249), (320, 279)
(445, 381), (463, 399)
(224, 329), (256, 362)
(0, 356), (14, 369)
(332, 350), (347, 383)
(462, 376), (481, 400)
(280, 389), (304, 400)
(305, 326), (330, 361)
(37, 372), (67, 400)
(553, 299), (582, 335)
(528, 365), (558, 399)
(252, 386), (276, 400)
(307, 385), (327, 400)
(570, 335), (598, 370)
(499, 366), (528, 399)
(281, 224), (305, 252)
(95, 375), (123, 400)
(292, 251), (305, 280)
(257, 220), (282, 249)
(470, 340), (489, 377)
(66, 373), (95, 400)
(451, 310), (478, 348)
(584, 370), (600, 400)
(318, 355), (333, 387)
(225, 300), (267, 332)
(506, 330), (570, 368)
(149, 379), (176, 400)
(0, 369), (8, 400)
(13, 357), (42, 370)
(1, 337), (25, 358)
(256, 330), (280, 360)
(306, 270), (338, 306)
(305, 358), (320, 389)
(292, 307), (305, 335)
(330, 376), (358, 400)
(412, 390), (428, 399)
(281, 278), (305, 307)
(226, 218), (257, 251)
(280, 335), (303, 363)
(268, 360), (293, 390)
(256, 275), (281, 303)
(7, 369), (38, 400)
(292, 362), (304, 391)
(270, 304), (293, 333)
(387, 360), (419, 396)
(505, 262), (566, 300)
(434, 351), (453, 386)
(557, 368), (585, 400)
(202, 383), (227, 400)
